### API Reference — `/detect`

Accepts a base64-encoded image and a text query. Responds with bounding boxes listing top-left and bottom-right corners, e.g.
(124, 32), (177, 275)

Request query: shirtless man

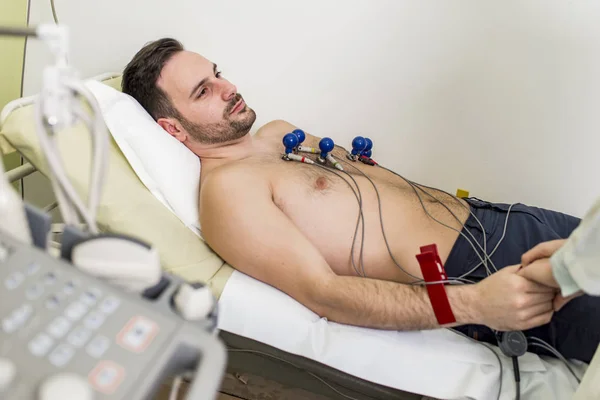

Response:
(122, 38), (599, 363)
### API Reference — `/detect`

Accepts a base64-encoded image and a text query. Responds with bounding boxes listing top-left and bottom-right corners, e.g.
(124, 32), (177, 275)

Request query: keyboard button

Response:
(1, 317), (18, 334)
(80, 288), (101, 306)
(47, 316), (72, 339)
(99, 296), (120, 315)
(29, 333), (54, 357)
(0, 244), (8, 261)
(4, 272), (24, 290)
(43, 272), (57, 285)
(62, 280), (77, 296)
(26, 282), (45, 300)
(84, 311), (105, 330)
(65, 301), (88, 321)
(26, 262), (41, 275)
(49, 344), (75, 367)
(67, 326), (92, 348)
(2, 304), (32, 333)
(12, 304), (33, 326)
(45, 295), (61, 310)
(89, 361), (125, 395)
(117, 316), (159, 353)
(86, 335), (110, 358)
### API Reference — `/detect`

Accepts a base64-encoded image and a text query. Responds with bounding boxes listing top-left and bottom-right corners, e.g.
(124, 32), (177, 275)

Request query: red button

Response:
(116, 316), (159, 353)
(88, 360), (125, 395)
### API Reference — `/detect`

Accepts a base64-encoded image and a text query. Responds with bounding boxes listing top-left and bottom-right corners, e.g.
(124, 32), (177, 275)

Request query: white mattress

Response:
(217, 271), (587, 400)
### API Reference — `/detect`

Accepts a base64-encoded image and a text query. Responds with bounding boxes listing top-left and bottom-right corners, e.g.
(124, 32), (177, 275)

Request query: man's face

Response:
(157, 51), (256, 145)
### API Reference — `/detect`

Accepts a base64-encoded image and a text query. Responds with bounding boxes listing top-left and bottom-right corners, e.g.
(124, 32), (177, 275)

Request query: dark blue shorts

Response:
(446, 198), (599, 363)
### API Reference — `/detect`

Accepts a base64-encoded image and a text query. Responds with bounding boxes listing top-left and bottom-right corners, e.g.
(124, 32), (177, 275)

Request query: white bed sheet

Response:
(218, 271), (587, 400)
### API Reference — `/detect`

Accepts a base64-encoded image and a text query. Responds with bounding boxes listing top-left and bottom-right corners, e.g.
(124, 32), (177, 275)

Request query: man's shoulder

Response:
(202, 162), (262, 191)
(199, 162), (270, 224)
(255, 119), (298, 139)
(201, 158), (272, 205)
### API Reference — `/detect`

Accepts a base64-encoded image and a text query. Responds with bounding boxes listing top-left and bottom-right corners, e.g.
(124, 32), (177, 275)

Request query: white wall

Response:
(24, 0), (600, 217)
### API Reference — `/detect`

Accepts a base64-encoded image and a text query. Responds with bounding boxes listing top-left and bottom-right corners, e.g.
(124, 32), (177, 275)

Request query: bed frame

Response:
(220, 331), (427, 400)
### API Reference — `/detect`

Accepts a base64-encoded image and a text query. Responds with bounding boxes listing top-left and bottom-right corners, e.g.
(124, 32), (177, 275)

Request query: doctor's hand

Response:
(518, 258), (584, 312)
(521, 239), (567, 267)
(472, 264), (556, 331)
(518, 258), (560, 289)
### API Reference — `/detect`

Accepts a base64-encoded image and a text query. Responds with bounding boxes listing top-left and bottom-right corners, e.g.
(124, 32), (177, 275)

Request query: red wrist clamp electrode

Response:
(416, 244), (456, 325)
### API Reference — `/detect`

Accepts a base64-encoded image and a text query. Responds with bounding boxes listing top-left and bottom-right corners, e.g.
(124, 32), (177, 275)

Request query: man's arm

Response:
(200, 166), (555, 332)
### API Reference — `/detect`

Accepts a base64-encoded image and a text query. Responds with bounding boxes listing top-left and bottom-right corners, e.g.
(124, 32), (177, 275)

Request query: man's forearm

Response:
(315, 276), (478, 331)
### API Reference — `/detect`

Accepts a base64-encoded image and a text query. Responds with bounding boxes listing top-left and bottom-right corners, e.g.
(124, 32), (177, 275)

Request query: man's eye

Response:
(197, 88), (207, 98)
(216, 71), (222, 78)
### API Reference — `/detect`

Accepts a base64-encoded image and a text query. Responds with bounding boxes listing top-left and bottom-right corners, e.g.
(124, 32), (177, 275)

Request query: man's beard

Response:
(179, 94), (257, 145)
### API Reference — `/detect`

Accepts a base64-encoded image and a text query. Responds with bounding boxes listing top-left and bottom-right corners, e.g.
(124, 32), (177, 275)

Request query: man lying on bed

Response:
(122, 38), (599, 363)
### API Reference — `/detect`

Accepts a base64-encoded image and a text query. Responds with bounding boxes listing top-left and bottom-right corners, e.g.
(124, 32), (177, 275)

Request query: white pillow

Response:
(85, 80), (202, 238)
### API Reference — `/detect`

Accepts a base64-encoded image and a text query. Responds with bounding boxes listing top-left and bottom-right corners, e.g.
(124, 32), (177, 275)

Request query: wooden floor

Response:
(155, 380), (244, 399)
(218, 393), (244, 399)
(155, 372), (330, 400)
(155, 387), (244, 400)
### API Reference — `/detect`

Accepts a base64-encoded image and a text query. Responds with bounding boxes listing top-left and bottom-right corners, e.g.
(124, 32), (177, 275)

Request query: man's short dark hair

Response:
(122, 38), (184, 120)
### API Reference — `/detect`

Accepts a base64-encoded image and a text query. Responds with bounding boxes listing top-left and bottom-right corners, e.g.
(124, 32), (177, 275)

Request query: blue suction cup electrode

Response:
(319, 137), (335, 160)
(351, 136), (367, 156)
(293, 129), (306, 144)
(283, 133), (299, 154)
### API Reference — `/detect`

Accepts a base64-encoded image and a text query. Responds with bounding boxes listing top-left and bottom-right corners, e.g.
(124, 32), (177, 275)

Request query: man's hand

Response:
(521, 239), (567, 267)
(472, 265), (556, 331)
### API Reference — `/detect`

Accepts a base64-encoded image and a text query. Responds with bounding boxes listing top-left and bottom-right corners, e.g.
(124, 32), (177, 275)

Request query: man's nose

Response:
(221, 80), (238, 101)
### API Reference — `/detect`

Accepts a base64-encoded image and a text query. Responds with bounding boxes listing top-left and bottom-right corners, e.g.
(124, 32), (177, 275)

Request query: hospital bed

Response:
(0, 74), (588, 400)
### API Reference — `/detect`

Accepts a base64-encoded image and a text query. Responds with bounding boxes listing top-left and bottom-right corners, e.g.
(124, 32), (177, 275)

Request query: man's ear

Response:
(157, 118), (187, 142)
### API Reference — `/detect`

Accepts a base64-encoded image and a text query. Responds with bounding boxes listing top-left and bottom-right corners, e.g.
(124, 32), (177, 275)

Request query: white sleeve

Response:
(550, 198), (600, 296)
